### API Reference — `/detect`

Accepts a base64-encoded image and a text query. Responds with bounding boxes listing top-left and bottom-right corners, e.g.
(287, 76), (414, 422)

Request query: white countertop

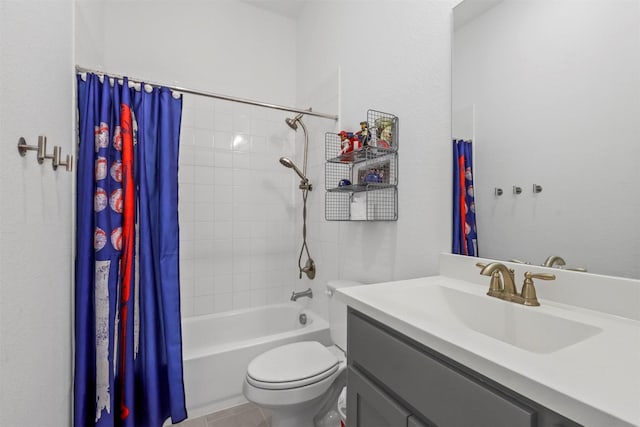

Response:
(337, 273), (640, 426)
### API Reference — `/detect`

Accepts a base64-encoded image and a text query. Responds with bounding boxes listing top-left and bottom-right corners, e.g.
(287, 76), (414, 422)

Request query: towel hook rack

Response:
(17, 136), (73, 172)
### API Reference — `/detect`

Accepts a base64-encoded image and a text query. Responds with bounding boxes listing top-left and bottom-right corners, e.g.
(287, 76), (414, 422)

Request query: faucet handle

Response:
(527, 272), (556, 281)
(521, 272), (556, 306)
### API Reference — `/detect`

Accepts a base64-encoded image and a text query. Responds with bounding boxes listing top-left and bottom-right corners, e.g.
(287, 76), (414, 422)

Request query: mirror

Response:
(453, 0), (640, 279)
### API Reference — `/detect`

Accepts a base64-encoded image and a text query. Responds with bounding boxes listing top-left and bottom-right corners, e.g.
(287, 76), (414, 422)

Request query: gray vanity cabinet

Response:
(347, 308), (582, 427)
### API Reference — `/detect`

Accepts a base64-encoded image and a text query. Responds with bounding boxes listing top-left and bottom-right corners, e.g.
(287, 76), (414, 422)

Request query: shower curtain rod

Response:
(75, 65), (339, 121)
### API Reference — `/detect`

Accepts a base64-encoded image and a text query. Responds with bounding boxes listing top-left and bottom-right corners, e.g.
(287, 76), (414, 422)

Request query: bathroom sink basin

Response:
(387, 284), (602, 354)
(337, 273), (640, 427)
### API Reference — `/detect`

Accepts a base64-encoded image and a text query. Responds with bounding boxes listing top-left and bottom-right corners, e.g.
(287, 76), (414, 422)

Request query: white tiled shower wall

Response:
(178, 96), (301, 317)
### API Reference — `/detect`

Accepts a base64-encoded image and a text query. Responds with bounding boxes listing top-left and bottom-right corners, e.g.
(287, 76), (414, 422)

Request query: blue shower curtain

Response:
(74, 73), (186, 427)
(452, 139), (478, 256)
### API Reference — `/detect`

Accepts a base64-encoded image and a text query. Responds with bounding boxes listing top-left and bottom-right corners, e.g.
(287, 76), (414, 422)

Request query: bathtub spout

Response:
(290, 288), (313, 301)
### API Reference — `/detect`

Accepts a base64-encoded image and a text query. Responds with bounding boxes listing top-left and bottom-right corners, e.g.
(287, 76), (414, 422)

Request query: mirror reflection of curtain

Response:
(452, 139), (478, 256)
(74, 72), (187, 427)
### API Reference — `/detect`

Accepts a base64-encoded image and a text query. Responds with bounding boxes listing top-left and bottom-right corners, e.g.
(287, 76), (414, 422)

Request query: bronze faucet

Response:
(543, 255), (566, 268)
(476, 262), (555, 306)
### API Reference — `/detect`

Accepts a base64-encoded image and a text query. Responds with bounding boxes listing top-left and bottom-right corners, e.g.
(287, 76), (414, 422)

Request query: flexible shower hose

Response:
(298, 188), (312, 278)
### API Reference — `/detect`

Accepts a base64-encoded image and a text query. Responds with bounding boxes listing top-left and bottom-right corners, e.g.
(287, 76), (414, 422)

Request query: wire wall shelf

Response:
(324, 110), (398, 221)
(325, 187), (398, 221)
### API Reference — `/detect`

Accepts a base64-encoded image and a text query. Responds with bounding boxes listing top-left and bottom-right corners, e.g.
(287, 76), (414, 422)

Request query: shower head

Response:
(285, 113), (304, 130)
(279, 157), (308, 182)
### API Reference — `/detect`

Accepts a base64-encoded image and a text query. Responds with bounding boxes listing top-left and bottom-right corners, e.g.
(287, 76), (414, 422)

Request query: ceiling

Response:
(453, 0), (503, 30)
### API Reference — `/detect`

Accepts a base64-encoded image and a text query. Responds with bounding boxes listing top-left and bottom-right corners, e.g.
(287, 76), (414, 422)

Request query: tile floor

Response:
(174, 402), (271, 427)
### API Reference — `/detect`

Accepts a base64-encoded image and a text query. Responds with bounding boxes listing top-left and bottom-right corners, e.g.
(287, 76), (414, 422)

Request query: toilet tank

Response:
(327, 280), (363, 352)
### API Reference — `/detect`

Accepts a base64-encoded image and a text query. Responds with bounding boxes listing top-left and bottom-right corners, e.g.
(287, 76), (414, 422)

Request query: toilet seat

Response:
(247, 364), (339, 390)
(246, 341), (339, 390)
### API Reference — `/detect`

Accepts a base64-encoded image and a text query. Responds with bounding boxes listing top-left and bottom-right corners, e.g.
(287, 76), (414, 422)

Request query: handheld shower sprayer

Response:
(279, 157), (308, 183)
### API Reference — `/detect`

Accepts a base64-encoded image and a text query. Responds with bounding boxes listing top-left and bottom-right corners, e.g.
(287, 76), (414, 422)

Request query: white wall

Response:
(0, 1), (74, 426)
(296, 0), (456, 317)
(79, 0), (298, 106)
(454, 0), (640, 278)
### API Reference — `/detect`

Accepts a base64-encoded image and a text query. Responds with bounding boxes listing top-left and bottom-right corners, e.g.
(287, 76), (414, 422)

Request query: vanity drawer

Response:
(348, 309), (536, 427)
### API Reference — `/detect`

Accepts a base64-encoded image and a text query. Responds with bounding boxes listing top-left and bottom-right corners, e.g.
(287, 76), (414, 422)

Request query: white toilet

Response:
(242, 280), (361, 427)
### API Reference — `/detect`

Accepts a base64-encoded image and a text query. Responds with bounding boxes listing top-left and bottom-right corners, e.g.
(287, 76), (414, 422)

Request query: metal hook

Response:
(17, 136), (52, 164)
(53, 146), (74, 172)
(38, 136), (54, 164)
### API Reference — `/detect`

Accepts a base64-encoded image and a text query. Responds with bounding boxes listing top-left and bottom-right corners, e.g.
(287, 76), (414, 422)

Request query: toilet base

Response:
(258, 371), (346, 427)
(269, 399), (322, 427)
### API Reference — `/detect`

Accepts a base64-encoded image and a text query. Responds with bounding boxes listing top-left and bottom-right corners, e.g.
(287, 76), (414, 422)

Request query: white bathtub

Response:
(181, 303), (331, 418)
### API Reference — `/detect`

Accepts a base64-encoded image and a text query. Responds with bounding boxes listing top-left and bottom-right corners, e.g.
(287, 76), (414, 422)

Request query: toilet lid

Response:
(247, 341), (339, 390)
